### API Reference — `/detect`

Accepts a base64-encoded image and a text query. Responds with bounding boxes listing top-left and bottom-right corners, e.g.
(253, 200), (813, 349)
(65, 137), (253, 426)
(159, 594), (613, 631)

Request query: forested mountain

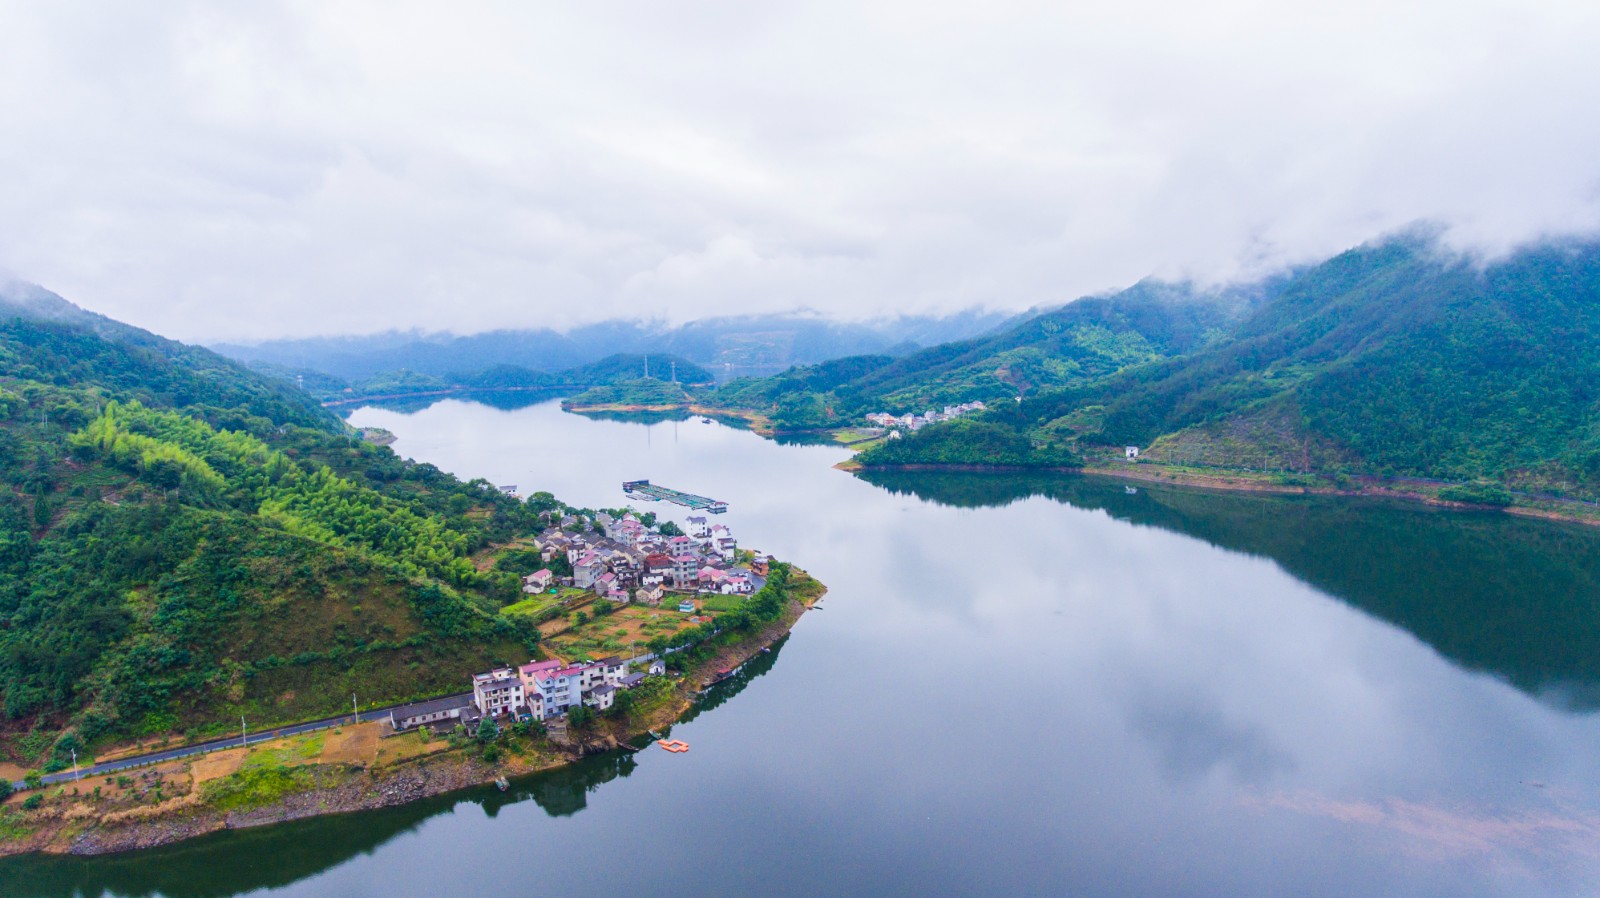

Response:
(213, 310), (1013, 382)
(0, 289), (562, 770)
(859, 236), (1600, 499)
(561, 353), (712, 387)
(283, 352), (713, 405)
(710, 279), (1275, 430)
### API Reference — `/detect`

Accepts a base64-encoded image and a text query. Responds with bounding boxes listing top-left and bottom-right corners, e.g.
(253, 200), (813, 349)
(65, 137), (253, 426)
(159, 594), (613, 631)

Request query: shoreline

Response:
(847, 460), (1600, 527)
(560, 401), (774, 435)
(0, 571), (825, 860)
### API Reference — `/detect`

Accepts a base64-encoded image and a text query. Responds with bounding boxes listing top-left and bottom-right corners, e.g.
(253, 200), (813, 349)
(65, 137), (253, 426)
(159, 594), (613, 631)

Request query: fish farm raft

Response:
(622, 480), (729, 513)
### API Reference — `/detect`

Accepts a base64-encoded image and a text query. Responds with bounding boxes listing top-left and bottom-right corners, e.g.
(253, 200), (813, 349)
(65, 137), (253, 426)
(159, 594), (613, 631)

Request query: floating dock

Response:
(622, 480), (728, 513)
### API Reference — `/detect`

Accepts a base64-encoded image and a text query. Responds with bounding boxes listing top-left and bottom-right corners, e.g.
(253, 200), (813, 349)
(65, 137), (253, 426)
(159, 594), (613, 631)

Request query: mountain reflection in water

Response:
(859, 469), (1600, 709)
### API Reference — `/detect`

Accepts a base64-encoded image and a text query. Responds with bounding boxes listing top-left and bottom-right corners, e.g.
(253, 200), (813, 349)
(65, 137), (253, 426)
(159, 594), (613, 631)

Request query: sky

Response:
(2, 1), (1599, 343)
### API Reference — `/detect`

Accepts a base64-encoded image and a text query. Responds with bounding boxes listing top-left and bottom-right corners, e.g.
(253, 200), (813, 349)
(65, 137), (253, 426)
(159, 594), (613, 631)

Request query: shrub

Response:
(1439, 481), (1514, 507)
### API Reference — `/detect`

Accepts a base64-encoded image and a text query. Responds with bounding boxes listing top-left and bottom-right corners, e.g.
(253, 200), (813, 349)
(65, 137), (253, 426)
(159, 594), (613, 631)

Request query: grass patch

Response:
(239, 733), (324, 772)
(699, 594), (746, 613)
(201, 765), (317, 812)
(0, 810), (34, 841)
(501, 595), (558, 617)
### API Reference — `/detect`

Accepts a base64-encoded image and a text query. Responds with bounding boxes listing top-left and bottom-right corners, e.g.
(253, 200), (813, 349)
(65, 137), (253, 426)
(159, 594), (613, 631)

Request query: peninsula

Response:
(0, 287), (828, 858)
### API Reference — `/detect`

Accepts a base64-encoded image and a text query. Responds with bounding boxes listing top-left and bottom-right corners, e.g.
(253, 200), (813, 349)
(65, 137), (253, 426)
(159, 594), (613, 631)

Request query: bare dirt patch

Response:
(191, 747), (247, 785)
(319, 723), (382, 767)
(377, 730), (451, 766)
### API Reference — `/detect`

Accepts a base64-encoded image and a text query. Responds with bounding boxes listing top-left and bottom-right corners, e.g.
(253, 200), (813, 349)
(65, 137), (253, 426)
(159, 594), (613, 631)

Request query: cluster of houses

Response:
(865, 400), (987, 433)
(523, 511), (767, 607)
(387, 654), (671, 734)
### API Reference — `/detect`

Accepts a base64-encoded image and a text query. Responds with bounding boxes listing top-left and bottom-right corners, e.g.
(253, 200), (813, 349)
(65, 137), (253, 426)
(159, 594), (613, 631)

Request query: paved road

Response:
(8, 695), (469, 792)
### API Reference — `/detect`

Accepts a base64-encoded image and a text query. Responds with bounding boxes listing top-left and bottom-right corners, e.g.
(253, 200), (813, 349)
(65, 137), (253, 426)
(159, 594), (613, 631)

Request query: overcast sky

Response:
(2, 1), (1599, 342)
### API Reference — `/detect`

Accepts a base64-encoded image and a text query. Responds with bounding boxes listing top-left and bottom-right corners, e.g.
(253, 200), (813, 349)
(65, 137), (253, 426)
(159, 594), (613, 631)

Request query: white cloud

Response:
(2, 0), (1598, 340)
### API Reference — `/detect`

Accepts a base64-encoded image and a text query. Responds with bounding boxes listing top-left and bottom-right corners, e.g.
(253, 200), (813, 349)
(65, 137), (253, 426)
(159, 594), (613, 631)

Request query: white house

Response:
(599, 656), (629, 686)
(521, 660), (587, 719)
(671, 554), (700, 587)
(389, 695), (473, 732)
(522, 569), (554, 593)
(573, 552), (605, 589)
(585, 684), (616, 712)
(472, 668), (525, 718)
(1125, 446), (1140, 459)
(686, 515), (710, 539)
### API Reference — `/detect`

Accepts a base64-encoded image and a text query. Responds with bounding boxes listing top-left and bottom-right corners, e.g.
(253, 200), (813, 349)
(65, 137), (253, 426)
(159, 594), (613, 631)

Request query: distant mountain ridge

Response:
(210, 310), (1016, 381)
(706, 278), (1275, 430)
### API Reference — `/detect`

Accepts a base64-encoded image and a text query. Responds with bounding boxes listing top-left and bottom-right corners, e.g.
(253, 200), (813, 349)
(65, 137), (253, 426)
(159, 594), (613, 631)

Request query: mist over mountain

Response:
(209, 310), (1015, 382)
(849, 234), (1600, 501)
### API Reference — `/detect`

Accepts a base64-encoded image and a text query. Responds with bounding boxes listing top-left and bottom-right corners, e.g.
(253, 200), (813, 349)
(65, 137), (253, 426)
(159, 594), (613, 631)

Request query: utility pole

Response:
(670, 361), (676, 384)
(353, 694), (359, 724)
(241, 715), (248, 749)
(71, 748), (79, 782)
(644, 355), (649, 379)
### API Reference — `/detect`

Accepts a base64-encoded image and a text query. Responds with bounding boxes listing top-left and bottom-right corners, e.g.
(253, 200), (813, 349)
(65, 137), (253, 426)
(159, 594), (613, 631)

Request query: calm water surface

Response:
(10, 398), (1600, 897)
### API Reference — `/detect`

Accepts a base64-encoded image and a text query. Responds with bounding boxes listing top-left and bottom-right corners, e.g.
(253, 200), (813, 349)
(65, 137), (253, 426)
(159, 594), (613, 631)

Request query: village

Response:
(386, 508), (770, 736)
(864, 400), (987, 435)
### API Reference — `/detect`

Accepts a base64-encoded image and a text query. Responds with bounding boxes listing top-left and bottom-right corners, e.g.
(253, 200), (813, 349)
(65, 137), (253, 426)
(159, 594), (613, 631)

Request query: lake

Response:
(8, 397), (1600, 897)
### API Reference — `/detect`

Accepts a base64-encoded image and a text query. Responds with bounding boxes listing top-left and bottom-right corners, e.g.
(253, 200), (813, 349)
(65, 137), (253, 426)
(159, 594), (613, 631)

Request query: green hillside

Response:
(285, 352), (711, 404)
(562, 352), (712, 386)
(0, 296), (564, 771)
(709, 281), (1266, 430)
(859, 237), (1600, 500)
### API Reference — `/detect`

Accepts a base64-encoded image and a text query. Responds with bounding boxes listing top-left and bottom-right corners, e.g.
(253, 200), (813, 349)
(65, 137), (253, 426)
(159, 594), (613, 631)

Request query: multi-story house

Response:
(472, 668), (524, 718)
(643, 553), (673, 587)
(671, 554), (700, 588)
(521, 660), (586, 719)
(573, 552), (605, 589)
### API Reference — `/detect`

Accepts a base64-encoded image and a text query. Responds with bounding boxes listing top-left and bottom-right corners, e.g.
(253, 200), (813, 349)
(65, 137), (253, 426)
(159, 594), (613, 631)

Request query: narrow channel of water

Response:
(8, 398), (1600, 897)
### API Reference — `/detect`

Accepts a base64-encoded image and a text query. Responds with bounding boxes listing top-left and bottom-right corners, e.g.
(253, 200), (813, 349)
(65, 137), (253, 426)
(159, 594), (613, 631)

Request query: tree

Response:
(0, 779), (11, 802)
(475, 718), (498, 743)
(567, 705), (594, 729)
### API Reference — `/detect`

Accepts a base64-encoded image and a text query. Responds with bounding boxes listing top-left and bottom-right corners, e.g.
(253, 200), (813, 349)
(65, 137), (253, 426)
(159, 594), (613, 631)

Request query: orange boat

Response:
(657, 739), (690, 753)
